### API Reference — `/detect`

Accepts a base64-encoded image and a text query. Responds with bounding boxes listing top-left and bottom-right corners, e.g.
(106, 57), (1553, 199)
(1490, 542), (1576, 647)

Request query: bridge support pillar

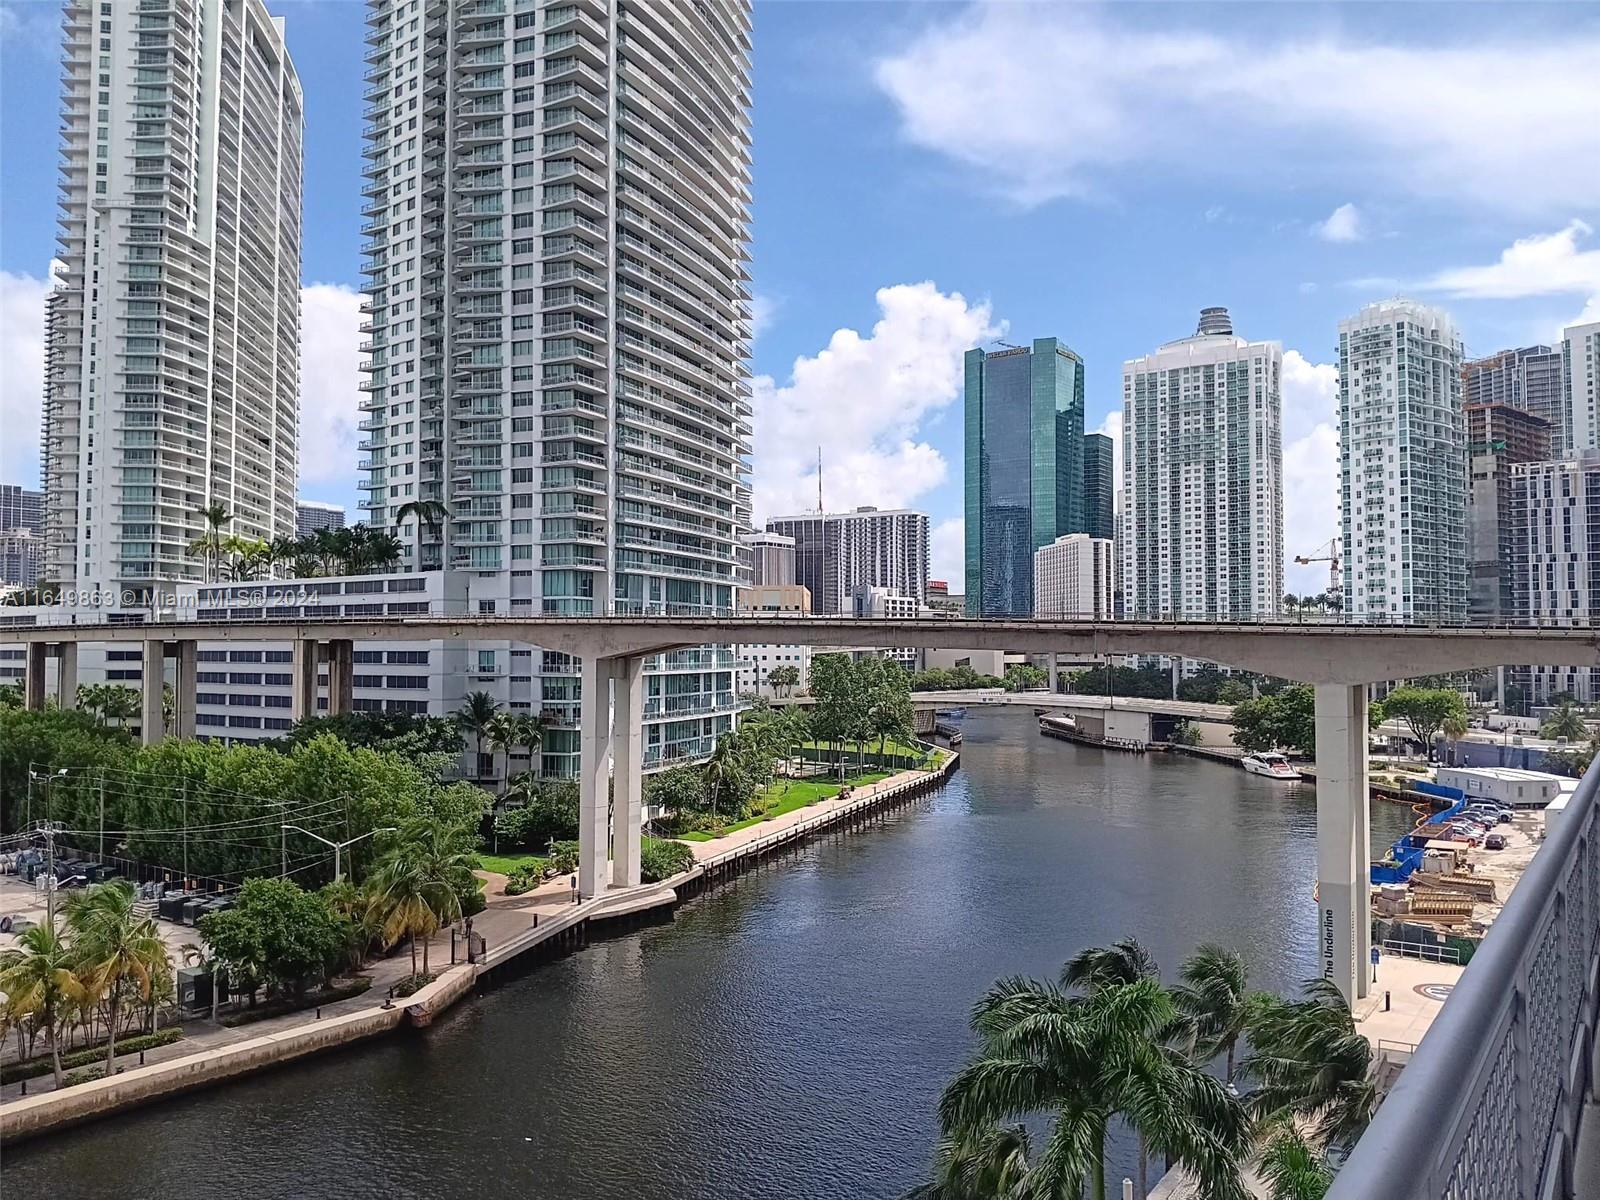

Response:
(291, 638), (319, 721)
(326, 639), (354, 716)
(1315, 683), (1371, 1003)
(141, 639), (166, 745)
(23, 642), (47, 710)
(55, 642), (78, 710)
(577, 655), (611, 899)
(610, 656), (645, 889)
(173, 640), (197, 740)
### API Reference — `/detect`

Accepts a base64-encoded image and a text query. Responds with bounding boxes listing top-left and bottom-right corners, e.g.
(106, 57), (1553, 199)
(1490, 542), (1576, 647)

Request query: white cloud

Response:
(874, 6), (1600, 215)
(1421, 219), (1600, 300)
(1280, 350), (1342, 593)
(0, 269), (53, 485)
(750, 293), (779, 341)
(750, 281), (999, 520)
(297, 283), (364, 491)
(1315, 203), (1363, 243)
(1091, 409), (1123, 499)
(930, 516), (964, 589)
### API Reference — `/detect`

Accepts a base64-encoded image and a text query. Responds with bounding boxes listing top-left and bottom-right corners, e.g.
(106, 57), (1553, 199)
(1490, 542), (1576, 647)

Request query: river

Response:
(3, 709), (1414, 1198)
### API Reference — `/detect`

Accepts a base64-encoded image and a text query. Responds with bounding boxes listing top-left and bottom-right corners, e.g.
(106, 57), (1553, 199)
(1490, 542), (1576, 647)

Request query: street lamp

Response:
(27, 767), (69, 830)
(281, 824), (397, 882)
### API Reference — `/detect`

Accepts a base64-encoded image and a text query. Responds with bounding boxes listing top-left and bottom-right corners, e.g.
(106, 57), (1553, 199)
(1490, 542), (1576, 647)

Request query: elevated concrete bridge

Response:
(10, 612), (1600, 1003)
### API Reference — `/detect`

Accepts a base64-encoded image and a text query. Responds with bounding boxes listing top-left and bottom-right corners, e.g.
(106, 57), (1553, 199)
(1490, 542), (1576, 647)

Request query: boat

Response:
(936, 707), (967, 720)
(1240, 751), (1303, 780)
(1039, 714), (1078, 734)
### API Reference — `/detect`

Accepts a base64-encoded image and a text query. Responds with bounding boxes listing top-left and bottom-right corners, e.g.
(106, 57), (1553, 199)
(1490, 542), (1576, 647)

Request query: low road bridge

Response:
(10, 612), (1600, 1004)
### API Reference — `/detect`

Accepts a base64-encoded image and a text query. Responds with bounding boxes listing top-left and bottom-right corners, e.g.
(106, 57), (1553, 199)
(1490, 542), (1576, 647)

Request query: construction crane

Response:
(1293, 538), (1342, 598)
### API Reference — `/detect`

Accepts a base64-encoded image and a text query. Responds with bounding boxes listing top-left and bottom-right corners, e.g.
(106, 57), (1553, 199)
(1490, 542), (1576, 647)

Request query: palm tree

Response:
(457, 691), (499, 779)
(702, 732), (747, 822)
(1440, 713), (1469, 765)
(1062, 937), (1160, 991)
(939, 973), (1248, 1200)
(516, 712), (546, 774)
(368, 820), (477, 976)
(65, 881), (171, 1072)
(484, 710), (520, 788)
(1240, 977), (1377, 1149)
(394, 499), (450, 566)
(1172, 943), (1249, 1082)
(187, 502), (232, 583)
(902, 1124), (1032, 1199)
(1257, 1128), (1333, 1200)
(0, 922), (88, 1088)
(1541, 700), (1587, 743)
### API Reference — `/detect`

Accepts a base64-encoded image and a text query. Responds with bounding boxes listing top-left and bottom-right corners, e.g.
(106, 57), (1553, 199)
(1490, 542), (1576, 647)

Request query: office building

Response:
(735, 580), (810, 699)
(1082, 432), (1115, 542)
(925, 579), (963, 616)
(42, 0), (303, 593)
(1033, 534), (1113, 619)
(1467, 404), (1552, 619)
(1121, 308), (1283, 619)
(851, 585), (921, 671)
(1463, 345), (1567, 452)
(0, 486), (42, 536)
(1509, 452), (1600, 703)
(0, 486), (44, 588)
(357, 0), (754, 766)
(1339, 300), (1466, 621)
(295, 501), (346, 539)
(765, 507), (929, 614)
(740, 529), (795, 587)
(1568, 321), (1600, 451)
(963, 338), (1086, 617)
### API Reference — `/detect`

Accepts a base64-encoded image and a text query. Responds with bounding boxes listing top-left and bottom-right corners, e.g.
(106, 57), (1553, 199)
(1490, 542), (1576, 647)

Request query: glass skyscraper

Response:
(1082, 432), (1115, 542)
(963, 338), (1085, 617)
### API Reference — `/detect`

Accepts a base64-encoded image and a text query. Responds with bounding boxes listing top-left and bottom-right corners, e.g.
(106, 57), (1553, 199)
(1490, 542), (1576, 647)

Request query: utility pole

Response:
(43, 821), (60, 929)
(182, 778), (189, 887)
(98, 767), (106, 859)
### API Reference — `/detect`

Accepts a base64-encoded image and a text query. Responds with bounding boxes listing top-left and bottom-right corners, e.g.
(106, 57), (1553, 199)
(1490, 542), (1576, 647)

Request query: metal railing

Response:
(1329, 754), (1600, 1200)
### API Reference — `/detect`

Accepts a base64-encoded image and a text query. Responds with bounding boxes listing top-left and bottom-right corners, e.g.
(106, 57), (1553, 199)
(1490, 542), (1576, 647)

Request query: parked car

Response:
(1485, 833), (1507, 850)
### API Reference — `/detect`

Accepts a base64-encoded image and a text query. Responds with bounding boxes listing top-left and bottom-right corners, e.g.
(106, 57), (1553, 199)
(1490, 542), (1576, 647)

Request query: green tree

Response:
(393, 499), (450, 566)
(1003, 664), (1048, 692)
(1379, 686), (1466, 751)
(1231, 685), (1316, 756)
(1240, 977), (1376, 1148)
(1540, 699), (1588, 742)
(702, 732), (749, 822)
(902, 1124), (1032, 1200)
(64, 881), (172, 1071)
(187, 502), (232, 583)
(197, 877), (344, 997)
(1217, 679), (1252, 705)
(809, 653), (866, 778)
(367, 818), (478, 977)
(0, 922), (88, 1088)
(766, 663), (801, 697)
(1172, 944), (1249, 1082)
(1257, 1129), (1333, 1200)
(279, 710), (465, 759)
(456, 691), (500, 778)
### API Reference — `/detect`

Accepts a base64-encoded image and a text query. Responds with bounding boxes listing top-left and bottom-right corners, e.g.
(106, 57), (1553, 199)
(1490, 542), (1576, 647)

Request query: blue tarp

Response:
(1370, 782), (1469, 885)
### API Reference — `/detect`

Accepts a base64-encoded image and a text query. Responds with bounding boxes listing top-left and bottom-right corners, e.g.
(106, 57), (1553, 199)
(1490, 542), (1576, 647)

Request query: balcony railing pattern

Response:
(1330, 754), (1600, 1200)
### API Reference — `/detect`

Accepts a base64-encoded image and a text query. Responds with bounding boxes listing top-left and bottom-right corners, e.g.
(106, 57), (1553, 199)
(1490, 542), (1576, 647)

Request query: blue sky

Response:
(4, 1), (1598, 591)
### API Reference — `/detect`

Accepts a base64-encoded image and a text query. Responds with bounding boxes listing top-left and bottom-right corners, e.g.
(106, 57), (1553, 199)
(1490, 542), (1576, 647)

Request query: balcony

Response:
(1329, 755), (1600, 1199)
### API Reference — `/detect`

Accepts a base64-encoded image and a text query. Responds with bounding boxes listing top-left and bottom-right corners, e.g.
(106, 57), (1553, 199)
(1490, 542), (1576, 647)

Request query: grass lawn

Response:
(800, 738), (930, 761)
(476, 852), (548, 875)
(680, 770), (894, 840)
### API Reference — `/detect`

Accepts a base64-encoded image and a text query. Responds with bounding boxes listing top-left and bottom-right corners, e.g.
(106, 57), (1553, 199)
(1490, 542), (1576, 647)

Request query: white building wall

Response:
(1339, 300), (1466, 621)
(1510, 452), (1600, 704)
(1033, 534), (1113, 618)
(1568, 321), (1600, 452)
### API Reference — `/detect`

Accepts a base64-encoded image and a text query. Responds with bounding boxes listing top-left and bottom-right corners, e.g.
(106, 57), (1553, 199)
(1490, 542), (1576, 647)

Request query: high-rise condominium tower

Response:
(1462, 345), (1567, 452)
(357, 0), (752, 617)
(1567, 321), (1600, 451)
(963, 338), (1085, 617)
(1120, 308), (1283, 619)
(764, 508), (929, 615)
(1081, 431), (1115, 543)
(1339, 300), (1465, 621)
(43, 0), (303, 593)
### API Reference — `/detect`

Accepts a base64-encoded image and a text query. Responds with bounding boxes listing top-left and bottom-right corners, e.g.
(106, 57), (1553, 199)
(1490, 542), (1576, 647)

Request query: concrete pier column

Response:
(326, 639), (354, 716)
(291, 638), (320, 721)
(55, 642), (78, 710)
(141, 639), (167, 745)
(173, 640), (198, 740)
(1314, 683), (1370, 1003)
(23, 642), (47, 710)
(610, 656), (645, 889)
(577, 655), (612, 899)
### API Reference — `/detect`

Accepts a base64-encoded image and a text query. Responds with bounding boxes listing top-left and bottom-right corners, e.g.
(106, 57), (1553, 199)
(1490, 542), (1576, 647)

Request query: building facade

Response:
(1082, 431), (1115, 542)
(1509, 453), (1600, 703)
(0, 486), (44, 588)
(42, 0), (303, 593)
(765, 507), (929, 615)
(1121, 308), (1283, 619)
(1568, 321), (1600, 452)
(1463, 345), (1567, 452)
(740, 528), (795, 586)
(1467, 403), (1552, 618)
(1339, 300), (1466, 621)
(356, 0), (755, 765)
(295, 500), (346, 538)
(963, 338), (1086, 617)
(0, 486), (42, 536)
(1033, 534), (1113, 619)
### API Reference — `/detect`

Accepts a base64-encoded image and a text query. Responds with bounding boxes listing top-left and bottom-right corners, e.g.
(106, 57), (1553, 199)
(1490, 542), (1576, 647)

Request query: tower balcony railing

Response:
(1328, 752), (1600, 1200)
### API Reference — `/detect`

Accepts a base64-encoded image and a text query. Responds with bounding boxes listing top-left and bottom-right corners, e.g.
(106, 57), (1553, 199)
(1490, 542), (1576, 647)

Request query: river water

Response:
(3, 710), (1413, 1199)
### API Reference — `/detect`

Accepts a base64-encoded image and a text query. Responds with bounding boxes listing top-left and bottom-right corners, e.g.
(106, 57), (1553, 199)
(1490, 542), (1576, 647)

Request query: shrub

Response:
(548, 840), (580, 875)
(63, 1065), (109, 1088)
(218, 978), (372, 1027)
(0, 1028), (185, 1084)
(392, 972), (438, 998)
(503, 865), (542, 896)
(640, 837), (695, 883)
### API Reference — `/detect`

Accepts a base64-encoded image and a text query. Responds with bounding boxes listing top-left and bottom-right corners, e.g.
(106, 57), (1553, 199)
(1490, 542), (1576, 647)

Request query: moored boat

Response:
(1240, 751), (1303, 780)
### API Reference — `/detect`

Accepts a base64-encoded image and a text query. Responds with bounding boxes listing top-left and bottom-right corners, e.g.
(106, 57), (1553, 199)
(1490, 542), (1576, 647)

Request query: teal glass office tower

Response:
(964, 339), (1086, 617)
(1082, 432), (1115, 542)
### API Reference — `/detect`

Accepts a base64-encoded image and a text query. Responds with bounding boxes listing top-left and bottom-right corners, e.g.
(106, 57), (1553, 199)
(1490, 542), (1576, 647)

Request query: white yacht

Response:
(1240, 751), (1303, 780)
